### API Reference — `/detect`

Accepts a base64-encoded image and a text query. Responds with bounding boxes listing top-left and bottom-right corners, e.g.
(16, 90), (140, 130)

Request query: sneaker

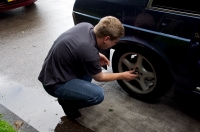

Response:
(58, 98), (63, 105)
(57, 99), (81, 119)
(65, 109), (81, 119)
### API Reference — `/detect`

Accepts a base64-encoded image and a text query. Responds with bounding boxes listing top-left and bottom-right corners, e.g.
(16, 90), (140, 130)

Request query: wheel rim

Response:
(118, 52), (157, 94)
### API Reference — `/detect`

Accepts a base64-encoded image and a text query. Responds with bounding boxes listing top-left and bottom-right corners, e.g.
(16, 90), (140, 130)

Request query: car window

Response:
(152, 0), (200, 14)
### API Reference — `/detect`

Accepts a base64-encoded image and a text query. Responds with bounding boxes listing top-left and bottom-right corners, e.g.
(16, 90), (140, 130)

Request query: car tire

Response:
(112, 44), (174, 102)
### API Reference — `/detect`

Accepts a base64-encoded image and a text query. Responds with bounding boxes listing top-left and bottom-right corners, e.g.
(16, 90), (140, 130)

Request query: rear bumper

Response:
(0, 0), (37, 12)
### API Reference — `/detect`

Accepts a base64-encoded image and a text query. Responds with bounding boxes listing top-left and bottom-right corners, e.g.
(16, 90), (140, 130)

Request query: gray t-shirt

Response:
(38, 23), (102, 86)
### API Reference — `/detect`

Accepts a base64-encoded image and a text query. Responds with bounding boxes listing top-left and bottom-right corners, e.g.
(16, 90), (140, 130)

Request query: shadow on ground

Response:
(160, 86), (200, 120)
(54, 116), (94, 132)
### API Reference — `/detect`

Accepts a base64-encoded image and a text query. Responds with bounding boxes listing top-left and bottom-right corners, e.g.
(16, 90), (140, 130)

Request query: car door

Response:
(149, 0), (200, 88)
(189, 23), (200, 88)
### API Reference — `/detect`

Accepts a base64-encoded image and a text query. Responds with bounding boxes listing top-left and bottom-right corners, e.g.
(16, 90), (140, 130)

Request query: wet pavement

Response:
(1, 0), (200, 132)
(0, 0), (77, 131)
(0, 103), (38, 132)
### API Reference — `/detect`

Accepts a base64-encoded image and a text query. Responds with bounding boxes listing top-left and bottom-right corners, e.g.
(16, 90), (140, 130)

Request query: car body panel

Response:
(0, 0), (36, 12)
(73, 0), (200, 93)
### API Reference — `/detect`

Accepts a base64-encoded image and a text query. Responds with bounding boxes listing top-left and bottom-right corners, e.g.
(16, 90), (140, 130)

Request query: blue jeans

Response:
(44, 76), (104, 109)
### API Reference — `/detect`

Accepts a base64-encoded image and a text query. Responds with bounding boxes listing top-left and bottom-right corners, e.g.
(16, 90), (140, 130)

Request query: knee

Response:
(96, 93), (104, 104)
(93, 88), (104, 104)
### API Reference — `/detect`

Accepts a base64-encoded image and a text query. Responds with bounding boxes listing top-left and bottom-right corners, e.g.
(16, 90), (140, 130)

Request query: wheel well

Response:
(113, 37), (172, 68)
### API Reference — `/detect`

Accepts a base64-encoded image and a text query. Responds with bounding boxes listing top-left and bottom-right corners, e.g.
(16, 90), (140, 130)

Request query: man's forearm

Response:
(93, 72), (123, 82)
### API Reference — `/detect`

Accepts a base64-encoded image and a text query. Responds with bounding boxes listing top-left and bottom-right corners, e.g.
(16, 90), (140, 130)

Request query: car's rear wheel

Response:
(112, 44), (174, 102)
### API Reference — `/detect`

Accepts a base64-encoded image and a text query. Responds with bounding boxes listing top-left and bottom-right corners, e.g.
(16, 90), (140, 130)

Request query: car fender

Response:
(112, 36), (173, 72)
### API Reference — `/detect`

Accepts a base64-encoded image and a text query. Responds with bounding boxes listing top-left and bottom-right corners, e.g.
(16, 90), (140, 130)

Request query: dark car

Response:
(72, 0), (200, 102)
(0, 0), (36, 12)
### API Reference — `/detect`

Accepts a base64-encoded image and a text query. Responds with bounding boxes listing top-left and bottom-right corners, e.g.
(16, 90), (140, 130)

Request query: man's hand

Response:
(92, 69), (138, 82)
(121, 69), (139, 81)
(99, 53), (110, 66)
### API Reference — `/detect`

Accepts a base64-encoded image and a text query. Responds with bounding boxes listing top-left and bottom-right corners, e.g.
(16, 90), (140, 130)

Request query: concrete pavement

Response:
(1, 0), (200, 132)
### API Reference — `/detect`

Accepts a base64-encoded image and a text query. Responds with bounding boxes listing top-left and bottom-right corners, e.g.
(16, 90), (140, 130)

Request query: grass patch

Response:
(0, 114), (16, 132)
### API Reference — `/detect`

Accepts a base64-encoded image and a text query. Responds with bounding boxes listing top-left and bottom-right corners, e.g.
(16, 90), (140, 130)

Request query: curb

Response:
(0, 103), (38, 132)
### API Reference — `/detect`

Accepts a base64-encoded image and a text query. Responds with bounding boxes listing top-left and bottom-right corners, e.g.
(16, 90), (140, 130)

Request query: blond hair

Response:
(94, 16), (124, 40)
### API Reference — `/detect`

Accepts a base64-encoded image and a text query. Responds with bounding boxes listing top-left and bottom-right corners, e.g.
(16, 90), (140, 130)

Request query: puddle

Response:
(0, 75), (65, 132)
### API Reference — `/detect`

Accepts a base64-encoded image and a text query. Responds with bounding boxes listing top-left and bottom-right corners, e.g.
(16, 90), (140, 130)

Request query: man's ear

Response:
(104, 36), (110, 42)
